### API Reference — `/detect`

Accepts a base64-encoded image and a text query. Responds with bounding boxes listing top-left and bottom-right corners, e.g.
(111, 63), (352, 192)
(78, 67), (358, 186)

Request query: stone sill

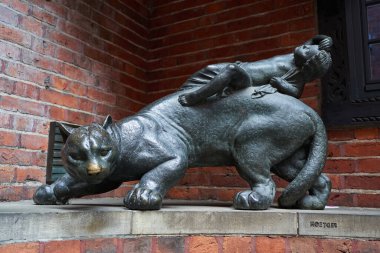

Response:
(0, 198), (379, 243)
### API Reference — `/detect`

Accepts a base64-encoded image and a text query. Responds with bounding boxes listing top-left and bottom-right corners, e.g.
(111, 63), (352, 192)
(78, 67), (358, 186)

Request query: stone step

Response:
(0, 198), (379, 242)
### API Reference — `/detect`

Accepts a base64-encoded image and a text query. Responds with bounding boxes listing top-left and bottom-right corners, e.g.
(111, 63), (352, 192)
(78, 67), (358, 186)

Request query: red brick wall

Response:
(0, 0), (149, 200)
(0, 236), (379, 253)
(147, 0), (317, 102)
(0, 0), (379, 208)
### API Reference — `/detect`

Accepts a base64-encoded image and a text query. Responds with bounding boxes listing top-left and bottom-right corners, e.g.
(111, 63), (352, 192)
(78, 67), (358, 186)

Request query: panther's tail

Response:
(278, 111), (328, 208)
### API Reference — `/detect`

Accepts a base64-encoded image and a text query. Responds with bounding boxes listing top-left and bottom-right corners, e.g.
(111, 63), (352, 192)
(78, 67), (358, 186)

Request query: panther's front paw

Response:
(33, 185), (58, 205)
(233, 190), (273, 210)
(124, 188), (162, 210)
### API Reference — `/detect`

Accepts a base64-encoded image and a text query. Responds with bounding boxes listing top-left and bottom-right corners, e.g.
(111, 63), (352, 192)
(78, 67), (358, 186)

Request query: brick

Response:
(192, 186), (223, 201)
(354, 127), (379, 140)
(343, 142), (380, 157)
(20, 134), (48, 151)
(327, 142), (342, 157)
(345, 176), (380, 190)
(47, 106), (64, 121)
(45, 29), (83, 53)
(324, 159), (356, 173)
(35, 0), (68, 19)
(223, 236), (252, 253)
(0, 148), (46, 167)
(195, 166), (237, 175)
(288, 237), (318, 253)
(179, 172), (210, 186)
(272, 175), (288, 188)
(55, 47), (75, 64)
(0, 95), (47, 117)
(51, 76), (88, 97)
(358, 158), (380, 173)
(0, 5), (20, 26)
(122, 237), (152, 253)
(217, 188), (241, 202)
(210, 174), (248, 187)
(0, 77), (15, 94)
(82, 238), (118, 253)
(18, 15), (45, 37)
(4, 60), (50, 86)
(74, 54), (92, 70)
(78, 98), (95, 112)
(0, 166), (15, 183)
(33, 120), (50, 135)
(0, 242), (40, 253)
(255, 237), (285, 253)
(328, 174), (344, 190)
(74, 2), (93, 18)
(14, 166), (45, 183)
(56, 20), (91, 43)
(87, 88), (116, 105)
(353, 239), (380, 252)
(0, 40), (21, 61)
(31, 37), (56, 56)
(187, 236), (219, 253)
(21, 49), (63, 73)
(327, 129), (355, 141)
(12, 115), (36, 132)
(64, 110), (94, 125)
(1, 0), (29, 14)
(13, 81), (40, 99)
(0, 113), (12, 128)
(156, 236), (185, 253)
(0, 184), (21, 201)
(84, 46), (109, 64)
(357, 194), (380, 208)
(66, 9), (96, 34)
(28, 5), (57, 26)
(328, 193), (354, 207)
(1, 59), (9, 74)
(0, 23), (32, 48)
(40, 89), (80, 108)
(43, 240), (81, 253)
(62, 63), (95, 84)
(0, 131), (20, 147)
(320, 239), (352, 253)
(165, 186), (199, 200)
(115, 96), (144, 112)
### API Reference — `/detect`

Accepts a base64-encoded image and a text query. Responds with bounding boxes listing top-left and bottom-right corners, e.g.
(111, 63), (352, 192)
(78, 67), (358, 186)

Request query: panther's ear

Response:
(57, 123), (75, 143)
(102, 115), (113, 129)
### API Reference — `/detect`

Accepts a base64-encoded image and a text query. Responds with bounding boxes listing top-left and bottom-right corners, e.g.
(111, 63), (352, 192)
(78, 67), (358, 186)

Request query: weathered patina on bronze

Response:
(34, 35), (333, 210)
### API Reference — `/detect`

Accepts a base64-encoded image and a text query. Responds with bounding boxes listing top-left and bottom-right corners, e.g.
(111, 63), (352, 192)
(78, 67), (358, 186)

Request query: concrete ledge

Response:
(0, 198), (379, 242)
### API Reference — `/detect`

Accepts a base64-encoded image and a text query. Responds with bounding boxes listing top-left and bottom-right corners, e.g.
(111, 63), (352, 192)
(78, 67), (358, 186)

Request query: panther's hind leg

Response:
(232, 143), (276, 210)
(295, 173), (331, 209)
(272, 146), (331, 209)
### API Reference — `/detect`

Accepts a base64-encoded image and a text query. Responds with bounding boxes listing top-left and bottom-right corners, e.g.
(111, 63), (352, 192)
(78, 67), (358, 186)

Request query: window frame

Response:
(318, 0), (380, 127)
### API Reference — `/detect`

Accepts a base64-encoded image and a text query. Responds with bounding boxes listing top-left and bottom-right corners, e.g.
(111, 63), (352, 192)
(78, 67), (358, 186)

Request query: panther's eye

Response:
(68, 153), (85, 162)
(99, 148), (111, 157)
